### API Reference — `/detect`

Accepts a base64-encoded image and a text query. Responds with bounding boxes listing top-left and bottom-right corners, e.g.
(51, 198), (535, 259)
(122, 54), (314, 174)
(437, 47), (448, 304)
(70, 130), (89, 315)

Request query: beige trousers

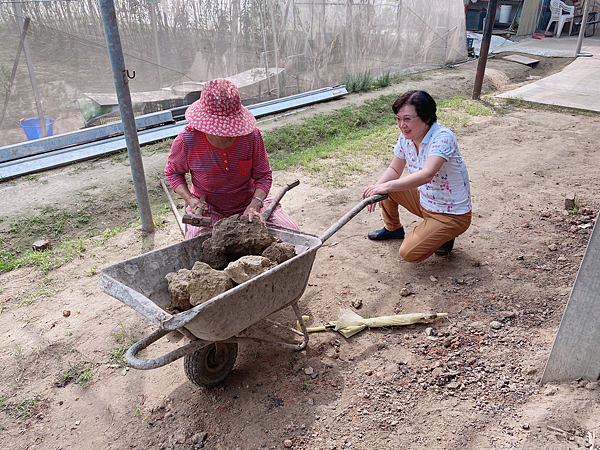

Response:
(381, 188), (471, 263)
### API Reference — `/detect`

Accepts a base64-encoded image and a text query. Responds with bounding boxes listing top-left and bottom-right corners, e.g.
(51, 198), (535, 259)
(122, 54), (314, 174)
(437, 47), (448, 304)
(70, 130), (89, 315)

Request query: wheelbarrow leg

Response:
(292, 302), (310, 351)
(253, 300), (309, 351)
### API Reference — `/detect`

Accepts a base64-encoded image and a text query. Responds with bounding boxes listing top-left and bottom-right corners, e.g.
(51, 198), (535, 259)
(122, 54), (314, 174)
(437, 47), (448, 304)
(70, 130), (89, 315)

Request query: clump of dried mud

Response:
(166, 216), (296, 311)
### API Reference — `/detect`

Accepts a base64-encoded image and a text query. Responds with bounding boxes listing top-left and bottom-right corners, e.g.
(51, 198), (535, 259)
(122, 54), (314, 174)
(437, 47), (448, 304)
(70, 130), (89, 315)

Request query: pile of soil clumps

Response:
(165, 215), (296, 312)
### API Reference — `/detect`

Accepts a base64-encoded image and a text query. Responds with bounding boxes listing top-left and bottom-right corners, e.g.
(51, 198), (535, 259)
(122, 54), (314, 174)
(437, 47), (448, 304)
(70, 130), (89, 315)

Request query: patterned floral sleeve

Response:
(427, 129), (457, 161)
(393, 135), (407, 159)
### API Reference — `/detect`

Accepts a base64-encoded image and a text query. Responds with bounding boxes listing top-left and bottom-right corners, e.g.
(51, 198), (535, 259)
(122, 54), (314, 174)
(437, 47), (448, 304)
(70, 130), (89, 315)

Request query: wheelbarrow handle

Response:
(262, 179), (300, 221)
(319, 194), (388, 243)
(126, 328), (213, 370)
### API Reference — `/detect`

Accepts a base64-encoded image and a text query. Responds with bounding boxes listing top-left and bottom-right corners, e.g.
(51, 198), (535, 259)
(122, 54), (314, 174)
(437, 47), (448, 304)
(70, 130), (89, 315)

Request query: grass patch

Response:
(374, 70), (391, 89)
(343, 70), (375, 93)
(0, 395), (41, 419)
(108, 323), (137, 373)
(55, 361), (94, 387)
(263, 92), (400, 170)
(263, 93), (502, 183)
(0, 239), (86, 274)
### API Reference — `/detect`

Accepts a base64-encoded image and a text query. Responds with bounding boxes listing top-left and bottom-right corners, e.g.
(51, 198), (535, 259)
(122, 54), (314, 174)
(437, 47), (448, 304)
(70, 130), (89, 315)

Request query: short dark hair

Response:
(392, 90), (437, 125)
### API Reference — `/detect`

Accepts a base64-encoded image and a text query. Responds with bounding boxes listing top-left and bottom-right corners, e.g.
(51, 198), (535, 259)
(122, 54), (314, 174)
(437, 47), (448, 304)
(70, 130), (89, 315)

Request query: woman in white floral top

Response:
(363, 90), (472, 262)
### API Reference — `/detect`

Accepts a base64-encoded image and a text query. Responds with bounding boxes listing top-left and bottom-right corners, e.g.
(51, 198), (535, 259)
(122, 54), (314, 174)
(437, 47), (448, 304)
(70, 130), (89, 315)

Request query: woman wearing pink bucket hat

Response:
(165, 78), (298, 239)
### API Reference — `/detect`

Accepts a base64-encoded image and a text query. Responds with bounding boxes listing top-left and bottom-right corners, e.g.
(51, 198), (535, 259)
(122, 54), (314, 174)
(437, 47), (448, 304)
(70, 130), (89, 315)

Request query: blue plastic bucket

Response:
(19, 117), (54, 140)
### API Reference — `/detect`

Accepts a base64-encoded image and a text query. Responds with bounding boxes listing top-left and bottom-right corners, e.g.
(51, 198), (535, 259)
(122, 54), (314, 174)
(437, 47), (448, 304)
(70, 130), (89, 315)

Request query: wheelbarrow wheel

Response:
(184, 342), (238, 388)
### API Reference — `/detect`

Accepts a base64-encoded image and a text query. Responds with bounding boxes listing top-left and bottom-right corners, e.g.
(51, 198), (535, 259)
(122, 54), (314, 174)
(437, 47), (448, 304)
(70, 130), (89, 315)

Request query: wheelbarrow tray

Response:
(99, 228), (321, 342)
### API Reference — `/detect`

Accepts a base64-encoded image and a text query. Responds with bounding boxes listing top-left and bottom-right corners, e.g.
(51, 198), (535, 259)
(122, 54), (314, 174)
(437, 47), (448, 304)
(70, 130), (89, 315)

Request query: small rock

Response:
(429, 276), (438, 282)
(548, 243), (559, 251)
(517, 255), (524, 260)
(304, 367), (314, 375)
(75, 420), (80, 425)
(173, 432), (187, 444)
(63, 310), (71, 317)
(364, 369), (373, 376)
(443, 338), (452, 348)
(497, 380), (506, 389)
(351, 297), (363, 309)
(469, 321), (484, 330)
(308, 398), (315, 406)
(490, 321), (503, 330)
(446, 382), (460, 390)
(522, 423), (530, 430)
(557, 256), (567, 262)
(191, 432), (207, 444)
(564, 194), (576, 211)
(348, 356), (354, 361)
(425, 327), (433, 336)
(400, 287), (412, 297)
(311, 372), (319, 379)
(283, 440), (293, 448)
(499, 311), (516, 319)
(32, 240), (51, 252)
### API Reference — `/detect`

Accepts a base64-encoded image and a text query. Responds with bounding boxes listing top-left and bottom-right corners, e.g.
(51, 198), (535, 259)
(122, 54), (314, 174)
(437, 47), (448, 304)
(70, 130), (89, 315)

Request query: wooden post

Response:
(472, 0), (498, 100)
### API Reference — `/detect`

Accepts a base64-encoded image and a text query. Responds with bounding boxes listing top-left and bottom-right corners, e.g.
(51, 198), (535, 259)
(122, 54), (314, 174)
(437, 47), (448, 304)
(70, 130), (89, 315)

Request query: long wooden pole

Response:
(258, 0), (272, 96)
(149, 0), (163, 88)
(0, 17), (29, 130)
(575, 0), (591, 56)
(13, 1), (47, 137)
(472, 0), (499, 100)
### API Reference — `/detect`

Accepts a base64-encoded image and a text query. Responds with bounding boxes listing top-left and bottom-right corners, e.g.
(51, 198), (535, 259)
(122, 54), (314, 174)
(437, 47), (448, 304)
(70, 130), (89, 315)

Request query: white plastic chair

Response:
(545, 0), (575, 37)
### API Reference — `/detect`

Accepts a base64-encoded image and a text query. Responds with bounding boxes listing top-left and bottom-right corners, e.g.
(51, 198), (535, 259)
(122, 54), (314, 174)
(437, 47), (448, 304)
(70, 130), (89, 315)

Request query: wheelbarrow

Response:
(99, 193), (387, 387)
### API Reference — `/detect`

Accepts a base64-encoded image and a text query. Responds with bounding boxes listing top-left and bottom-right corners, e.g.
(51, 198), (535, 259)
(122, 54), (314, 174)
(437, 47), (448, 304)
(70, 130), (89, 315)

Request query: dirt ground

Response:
(1, 54), (600, 450)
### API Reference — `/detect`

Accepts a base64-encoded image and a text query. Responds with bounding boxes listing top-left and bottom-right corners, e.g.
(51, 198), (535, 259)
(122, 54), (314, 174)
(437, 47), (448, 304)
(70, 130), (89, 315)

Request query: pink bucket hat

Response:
(185, 78), (257, 137)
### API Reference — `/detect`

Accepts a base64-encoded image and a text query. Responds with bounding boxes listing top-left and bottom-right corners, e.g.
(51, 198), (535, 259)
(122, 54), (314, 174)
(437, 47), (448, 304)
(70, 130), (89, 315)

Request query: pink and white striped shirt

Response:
(165, 127), (272, 216)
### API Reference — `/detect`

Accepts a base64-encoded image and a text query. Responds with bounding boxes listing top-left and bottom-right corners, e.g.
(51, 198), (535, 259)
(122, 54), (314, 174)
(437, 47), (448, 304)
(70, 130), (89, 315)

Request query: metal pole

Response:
(149, 0), (163, 88)
(230, 0), (239, 76)
(575, 0), (591, 56)
(12, 2), (47, 137)
(258, 0), (272, 95)
(472, 0), (499, 100)
(0, 17), (29, 130)
(268, 0), (281, 98)
(99, 0), (155, 233)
